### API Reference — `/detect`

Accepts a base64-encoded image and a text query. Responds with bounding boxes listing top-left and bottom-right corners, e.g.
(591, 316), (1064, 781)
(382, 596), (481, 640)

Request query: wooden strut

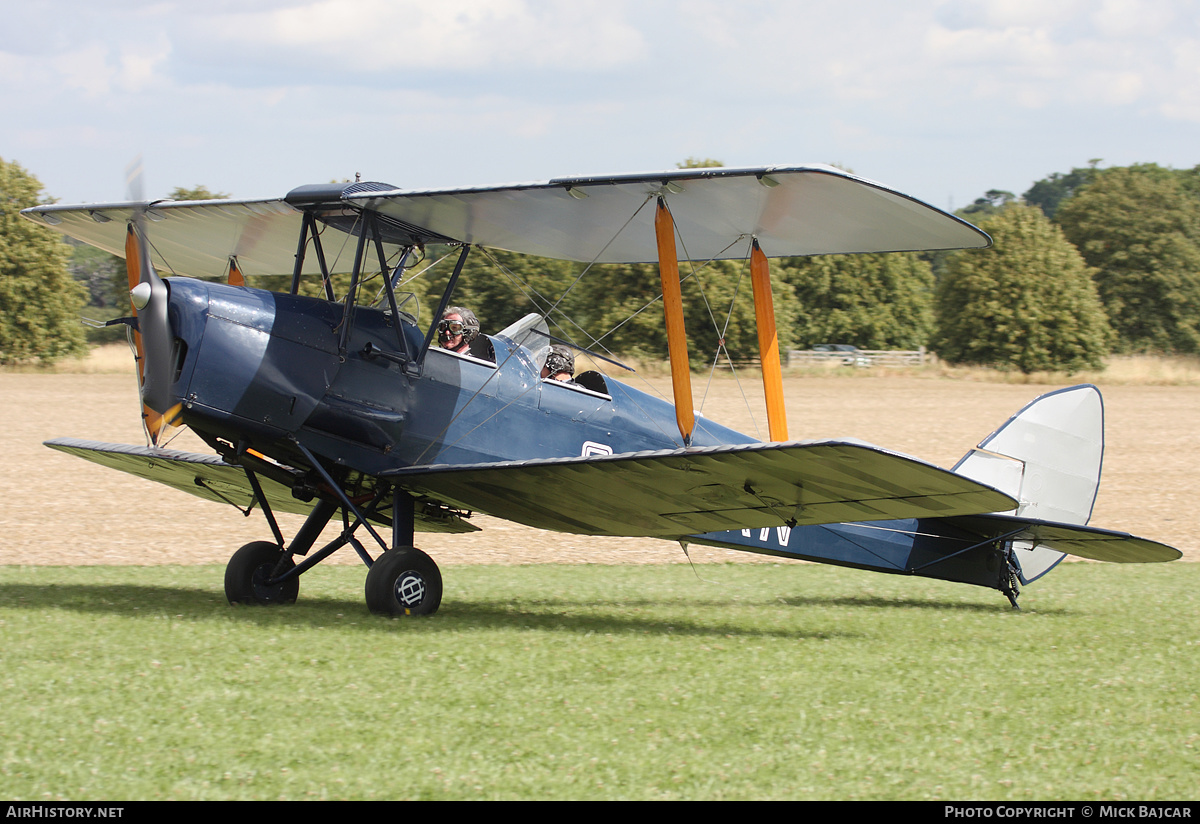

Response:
(227, 255), (245, 286)
(750, 239), (789, 441)
(654, 198), (696, 446)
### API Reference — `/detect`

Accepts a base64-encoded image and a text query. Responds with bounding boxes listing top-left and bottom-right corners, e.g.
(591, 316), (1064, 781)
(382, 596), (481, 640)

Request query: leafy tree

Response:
(447, 248), (579, 335)
(676, 157), (724, 169)
(70, 241), (125, 310)
(1054, 164), (1200, 354)
(933, 204), (1110, 373)
(427, 241), (803, 370)
(680, 257), (801, 368)
(960, 190), (1018, 218)
(68, 240), (128, 343)
(168, 185), (230, 201)
(543, 248), (801, 368)
(780, 252), (936, 350)
(0, 158), (89, 364)
(568, 261), (670, 361)
(447, 251), (799, 369)
(1175, 163), (1200, 200)
(1022, 161), (1101, 219)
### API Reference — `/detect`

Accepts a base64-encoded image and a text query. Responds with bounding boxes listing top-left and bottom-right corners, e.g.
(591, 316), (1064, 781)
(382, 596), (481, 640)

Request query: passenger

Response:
(541, 345), (576, 383)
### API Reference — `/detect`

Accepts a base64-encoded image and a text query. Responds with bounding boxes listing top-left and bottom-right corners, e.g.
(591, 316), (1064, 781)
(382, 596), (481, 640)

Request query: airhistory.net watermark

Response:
(5, 808), (123, 819)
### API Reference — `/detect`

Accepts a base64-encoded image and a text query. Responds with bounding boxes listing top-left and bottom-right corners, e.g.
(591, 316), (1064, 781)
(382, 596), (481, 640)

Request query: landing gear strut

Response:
(222, 475), (444, 616)
(365, 489), (443, 616)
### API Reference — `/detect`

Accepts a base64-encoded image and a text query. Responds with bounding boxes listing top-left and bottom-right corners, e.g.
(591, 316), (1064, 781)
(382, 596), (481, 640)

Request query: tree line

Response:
(3, 156), (1199, 373)
(942, 161), (1200, 370)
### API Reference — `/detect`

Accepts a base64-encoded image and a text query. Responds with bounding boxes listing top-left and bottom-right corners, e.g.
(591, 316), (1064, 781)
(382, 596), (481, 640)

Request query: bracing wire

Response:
(467, 247), (686, 449)
(410, 194), (701, 461)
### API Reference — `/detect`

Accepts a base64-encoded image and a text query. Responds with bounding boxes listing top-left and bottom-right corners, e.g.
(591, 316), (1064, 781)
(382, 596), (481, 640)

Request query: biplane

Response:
(21, 164), (1180, 615)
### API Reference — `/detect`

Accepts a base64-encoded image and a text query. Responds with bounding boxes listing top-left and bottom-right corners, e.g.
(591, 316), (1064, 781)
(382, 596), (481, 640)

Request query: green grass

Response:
(0, 562), (1196, 800)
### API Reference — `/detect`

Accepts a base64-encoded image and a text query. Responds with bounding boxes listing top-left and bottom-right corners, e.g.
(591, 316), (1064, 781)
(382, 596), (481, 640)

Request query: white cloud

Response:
(1092, 0), (1177, 38)
(197, 0), (648, 73)
(3, 0), (1197, 206)
(934, 0), (1093, 31)
(918, 0), (1200, 118)
(4, 34), (170, 99)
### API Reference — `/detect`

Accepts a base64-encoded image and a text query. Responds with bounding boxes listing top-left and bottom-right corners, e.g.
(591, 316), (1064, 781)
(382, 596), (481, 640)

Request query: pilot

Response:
(437, 307), (495, 362)
(437, 307), (477, 353)
(541, 345), (576, 383)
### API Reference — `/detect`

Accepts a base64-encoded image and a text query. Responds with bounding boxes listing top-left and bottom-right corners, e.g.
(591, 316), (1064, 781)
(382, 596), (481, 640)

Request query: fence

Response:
(785, 347), (928, 368)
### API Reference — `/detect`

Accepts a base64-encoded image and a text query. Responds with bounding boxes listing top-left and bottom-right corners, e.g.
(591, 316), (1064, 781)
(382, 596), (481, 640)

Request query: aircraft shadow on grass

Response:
(0, 582), (1057, 639)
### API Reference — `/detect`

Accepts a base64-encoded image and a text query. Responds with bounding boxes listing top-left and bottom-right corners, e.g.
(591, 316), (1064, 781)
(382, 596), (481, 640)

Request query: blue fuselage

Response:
(163, 277), (1006, 592)
(165, 278), (752, 474)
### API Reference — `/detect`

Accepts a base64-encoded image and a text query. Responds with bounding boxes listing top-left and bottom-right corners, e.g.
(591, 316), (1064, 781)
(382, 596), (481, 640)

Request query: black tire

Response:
(364, 547), (442, 616)
(224, 541), (299, 606)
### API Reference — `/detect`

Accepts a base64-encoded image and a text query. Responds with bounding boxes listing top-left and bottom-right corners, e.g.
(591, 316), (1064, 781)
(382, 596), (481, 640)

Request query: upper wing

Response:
(360, 165), (991, 263)
(21, 165), (989, 277)
(384, 439), (1018, 538)
(44, 438), (478, 534)
(23, 197), (311, 283)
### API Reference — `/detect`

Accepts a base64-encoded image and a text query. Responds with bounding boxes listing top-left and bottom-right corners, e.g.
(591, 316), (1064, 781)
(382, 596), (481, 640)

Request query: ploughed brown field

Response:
(2, 372), (1195, 566)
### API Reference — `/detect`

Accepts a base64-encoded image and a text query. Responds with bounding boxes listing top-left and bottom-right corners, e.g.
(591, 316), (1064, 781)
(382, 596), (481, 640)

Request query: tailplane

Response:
(953, 384), (1104, 582)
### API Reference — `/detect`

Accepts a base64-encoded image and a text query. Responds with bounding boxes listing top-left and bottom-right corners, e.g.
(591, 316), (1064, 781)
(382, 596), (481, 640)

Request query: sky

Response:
(3, 0), (1198, 213)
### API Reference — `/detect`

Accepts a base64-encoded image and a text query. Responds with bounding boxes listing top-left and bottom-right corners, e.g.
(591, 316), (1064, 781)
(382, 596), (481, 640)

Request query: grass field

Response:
(1, 562), (1196, 801)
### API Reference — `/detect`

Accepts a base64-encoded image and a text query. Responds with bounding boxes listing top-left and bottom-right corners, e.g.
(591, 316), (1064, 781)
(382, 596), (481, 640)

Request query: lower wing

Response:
(44, 438), (478, 534)
(386, 439), (1019, 538)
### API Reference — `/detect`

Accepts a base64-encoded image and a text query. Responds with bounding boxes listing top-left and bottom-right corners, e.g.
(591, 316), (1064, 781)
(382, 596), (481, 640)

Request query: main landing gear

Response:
(364, 547), (443, 616)
(225, 541), (299, 605)
(222, 482), (442, 617)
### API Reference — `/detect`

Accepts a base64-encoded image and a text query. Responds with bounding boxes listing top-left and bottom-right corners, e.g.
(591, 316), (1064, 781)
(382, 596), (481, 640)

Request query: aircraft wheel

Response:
(225, 541), (299, 606)
(365, 547), (442, 616)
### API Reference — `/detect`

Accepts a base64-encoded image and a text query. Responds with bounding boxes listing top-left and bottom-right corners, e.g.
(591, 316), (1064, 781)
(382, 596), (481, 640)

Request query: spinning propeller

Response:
(124, 161), (181, 446)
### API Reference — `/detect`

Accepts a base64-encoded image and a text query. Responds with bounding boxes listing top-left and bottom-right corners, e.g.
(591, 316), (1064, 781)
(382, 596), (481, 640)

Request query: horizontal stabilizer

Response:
(44, 438), (478, 534)
(386, 439), (1018, 538)
(948, 513), (1181, 564)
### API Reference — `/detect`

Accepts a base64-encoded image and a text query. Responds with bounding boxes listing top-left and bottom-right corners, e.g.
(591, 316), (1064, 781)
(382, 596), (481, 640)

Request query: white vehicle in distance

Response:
(812, 343), (872, 367)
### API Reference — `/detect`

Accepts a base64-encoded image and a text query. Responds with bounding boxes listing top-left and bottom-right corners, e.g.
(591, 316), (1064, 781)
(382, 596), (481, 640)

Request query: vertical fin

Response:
(954, 384), (1105, 583)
